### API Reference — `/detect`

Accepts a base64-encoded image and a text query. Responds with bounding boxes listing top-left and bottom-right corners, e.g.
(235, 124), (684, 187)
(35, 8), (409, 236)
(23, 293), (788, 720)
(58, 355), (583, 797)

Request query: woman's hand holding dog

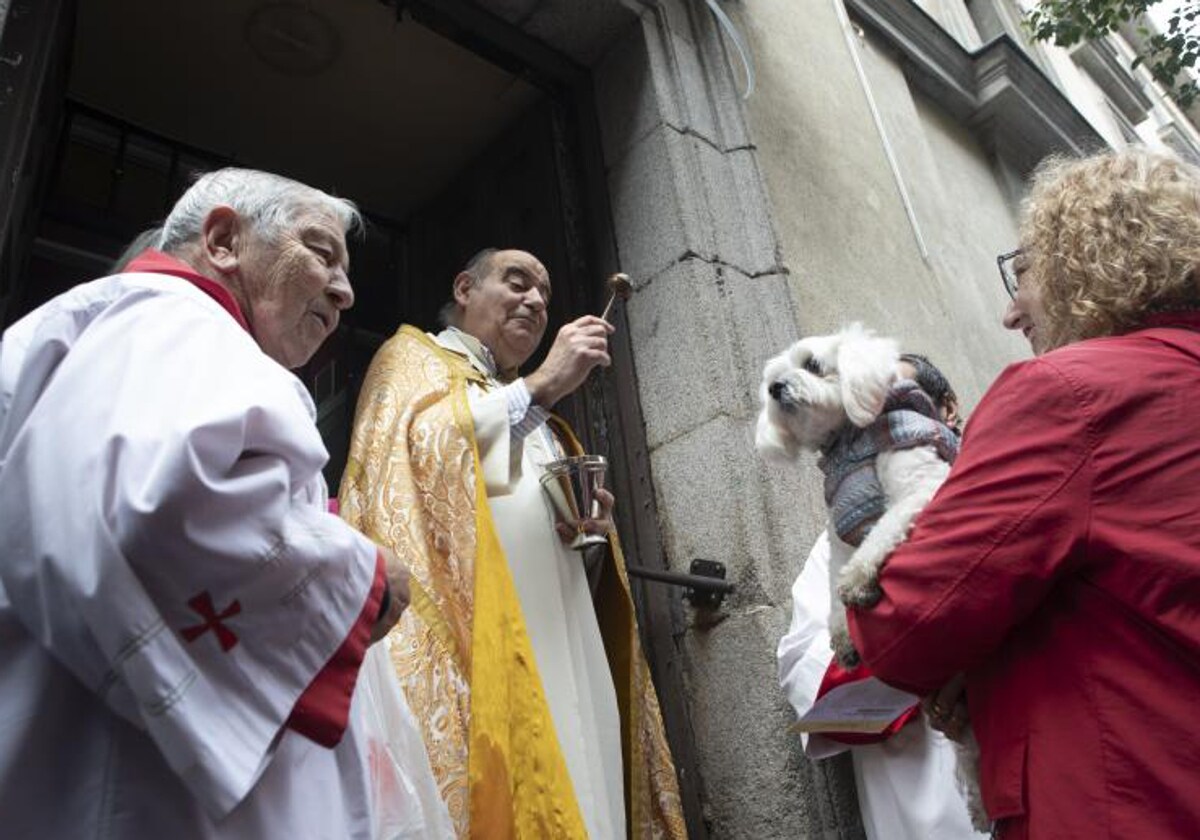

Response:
(923, 672), (971, 742)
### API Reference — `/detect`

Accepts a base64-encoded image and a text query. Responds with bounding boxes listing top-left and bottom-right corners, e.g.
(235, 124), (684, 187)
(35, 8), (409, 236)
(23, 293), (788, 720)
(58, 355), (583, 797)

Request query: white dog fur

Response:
(755, 323), (952, 663)
(756, 323), (986, 831)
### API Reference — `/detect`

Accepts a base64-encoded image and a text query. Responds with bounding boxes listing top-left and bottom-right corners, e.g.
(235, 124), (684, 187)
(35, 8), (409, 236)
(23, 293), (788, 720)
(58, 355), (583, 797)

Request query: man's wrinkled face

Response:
(1001, 252), (1049, 355)
(456, 250), (551, 371)
(240, 205), (354, 369)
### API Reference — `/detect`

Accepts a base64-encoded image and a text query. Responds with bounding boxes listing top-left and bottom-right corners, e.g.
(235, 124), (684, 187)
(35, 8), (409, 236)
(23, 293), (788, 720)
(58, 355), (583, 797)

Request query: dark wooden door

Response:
(0, 0), (75, 327)
(391, 94), (710, 839)
(402, 99), (606, 449)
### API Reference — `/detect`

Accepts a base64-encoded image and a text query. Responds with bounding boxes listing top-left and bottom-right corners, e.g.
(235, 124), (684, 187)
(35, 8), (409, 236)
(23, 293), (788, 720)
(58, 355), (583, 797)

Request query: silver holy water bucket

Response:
(539, 454), (609, 550)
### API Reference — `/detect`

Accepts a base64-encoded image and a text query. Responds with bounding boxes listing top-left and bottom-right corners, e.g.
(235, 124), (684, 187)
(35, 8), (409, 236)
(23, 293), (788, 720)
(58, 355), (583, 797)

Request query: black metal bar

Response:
(625, 565), (735, 594)
(67, 100), (238, 171)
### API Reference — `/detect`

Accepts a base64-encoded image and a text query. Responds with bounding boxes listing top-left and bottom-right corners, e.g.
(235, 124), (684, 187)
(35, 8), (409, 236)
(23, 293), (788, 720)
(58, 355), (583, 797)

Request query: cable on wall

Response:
(704, 0), (756, 99)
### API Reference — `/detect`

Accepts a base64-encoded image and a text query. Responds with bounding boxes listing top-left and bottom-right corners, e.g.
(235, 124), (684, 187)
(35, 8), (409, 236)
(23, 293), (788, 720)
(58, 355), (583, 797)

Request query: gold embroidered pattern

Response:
(341, 330), (477, 833)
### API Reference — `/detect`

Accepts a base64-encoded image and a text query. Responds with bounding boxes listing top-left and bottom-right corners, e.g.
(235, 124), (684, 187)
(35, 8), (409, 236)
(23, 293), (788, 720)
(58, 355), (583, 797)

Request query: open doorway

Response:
(9, 0), (607, 487)
(0, 2), (708, 832)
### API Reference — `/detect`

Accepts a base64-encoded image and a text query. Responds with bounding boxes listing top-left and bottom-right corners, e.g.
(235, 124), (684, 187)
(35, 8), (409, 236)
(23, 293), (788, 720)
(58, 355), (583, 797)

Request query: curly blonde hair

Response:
(1019, 147), (1200, 350)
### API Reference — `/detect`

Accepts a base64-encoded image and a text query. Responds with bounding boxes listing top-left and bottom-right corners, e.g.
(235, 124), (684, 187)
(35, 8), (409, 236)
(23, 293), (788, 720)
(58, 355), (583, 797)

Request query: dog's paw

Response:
(838, 578), (882, 607)
(954, 733), (988, 831)
(837, 572), (883, 607)
(829, 624), (862, 669)
(966, 794), (989, 833)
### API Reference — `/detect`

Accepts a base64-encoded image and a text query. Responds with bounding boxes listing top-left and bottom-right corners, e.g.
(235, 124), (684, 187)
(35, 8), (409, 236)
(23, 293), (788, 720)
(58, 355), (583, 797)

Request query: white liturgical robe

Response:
(436, 329), (626, 840)
(0, 267), (383, 838)
(776, 532), (986, 840)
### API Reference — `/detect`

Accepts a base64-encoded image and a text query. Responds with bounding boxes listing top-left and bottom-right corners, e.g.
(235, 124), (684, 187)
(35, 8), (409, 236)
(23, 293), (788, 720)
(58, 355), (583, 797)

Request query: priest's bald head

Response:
(160, 168), (361, 369)
(440, 248), (552, 374)
(436, 246), (612, 409)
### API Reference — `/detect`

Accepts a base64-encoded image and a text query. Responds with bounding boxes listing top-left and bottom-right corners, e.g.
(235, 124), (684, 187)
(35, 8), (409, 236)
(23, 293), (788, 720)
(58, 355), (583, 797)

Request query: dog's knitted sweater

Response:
(818, 380), (960, 547)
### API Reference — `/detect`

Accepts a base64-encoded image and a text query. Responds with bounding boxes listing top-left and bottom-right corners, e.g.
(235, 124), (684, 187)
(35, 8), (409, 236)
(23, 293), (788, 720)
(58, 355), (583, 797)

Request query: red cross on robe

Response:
(181, 591), (242, 652)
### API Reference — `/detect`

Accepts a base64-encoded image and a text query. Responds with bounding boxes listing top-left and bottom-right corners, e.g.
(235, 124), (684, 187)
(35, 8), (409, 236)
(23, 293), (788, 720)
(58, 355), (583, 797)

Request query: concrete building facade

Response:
(584, 2), (1198, 835)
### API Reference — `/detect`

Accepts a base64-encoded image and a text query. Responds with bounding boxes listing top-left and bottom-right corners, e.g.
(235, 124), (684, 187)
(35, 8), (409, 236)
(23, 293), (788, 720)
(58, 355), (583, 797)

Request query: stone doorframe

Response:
(409, 1), (854, 837)
(588, 4), (863, 837)
(0, 0), (857, 834)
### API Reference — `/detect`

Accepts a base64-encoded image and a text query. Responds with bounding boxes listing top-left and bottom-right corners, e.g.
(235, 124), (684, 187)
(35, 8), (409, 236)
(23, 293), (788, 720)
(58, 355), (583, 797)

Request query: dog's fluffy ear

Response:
(837, 323), (898, 427)
(755, 409), (798, 462)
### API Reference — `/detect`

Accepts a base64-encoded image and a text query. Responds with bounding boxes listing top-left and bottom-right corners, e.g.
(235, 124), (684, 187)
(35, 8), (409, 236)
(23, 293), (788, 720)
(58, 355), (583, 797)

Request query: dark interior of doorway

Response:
(16, 0), (604, 492)
(2, 2), (711, 833)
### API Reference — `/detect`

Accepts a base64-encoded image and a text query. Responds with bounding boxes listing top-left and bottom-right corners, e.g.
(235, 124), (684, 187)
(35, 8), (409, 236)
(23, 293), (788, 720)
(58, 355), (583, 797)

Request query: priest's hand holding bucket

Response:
(541, 467), (614, 550)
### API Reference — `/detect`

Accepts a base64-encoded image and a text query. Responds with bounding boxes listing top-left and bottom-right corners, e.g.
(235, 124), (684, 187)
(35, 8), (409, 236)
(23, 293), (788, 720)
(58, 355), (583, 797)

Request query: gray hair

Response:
(111, 225), (164, 273)
(159, 168), (361, 253)
(437, 247), (499, 328)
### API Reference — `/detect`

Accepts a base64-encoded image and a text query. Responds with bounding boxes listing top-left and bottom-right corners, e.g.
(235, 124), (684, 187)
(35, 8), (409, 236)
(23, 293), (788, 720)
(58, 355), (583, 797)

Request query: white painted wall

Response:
(736, 0), (1028, 411)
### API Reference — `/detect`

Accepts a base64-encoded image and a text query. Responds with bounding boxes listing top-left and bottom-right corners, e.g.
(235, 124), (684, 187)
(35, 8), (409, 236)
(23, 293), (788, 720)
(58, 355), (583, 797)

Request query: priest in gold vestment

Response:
(339, 249), (686, 839)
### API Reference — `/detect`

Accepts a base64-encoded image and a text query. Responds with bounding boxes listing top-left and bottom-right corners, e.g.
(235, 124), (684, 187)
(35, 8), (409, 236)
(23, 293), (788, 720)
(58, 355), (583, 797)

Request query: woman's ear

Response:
(837, 324), (898, 427)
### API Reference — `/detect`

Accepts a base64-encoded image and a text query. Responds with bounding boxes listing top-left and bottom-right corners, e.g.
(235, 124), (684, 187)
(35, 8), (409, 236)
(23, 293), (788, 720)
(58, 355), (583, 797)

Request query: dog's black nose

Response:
(768, 381), (786, 400)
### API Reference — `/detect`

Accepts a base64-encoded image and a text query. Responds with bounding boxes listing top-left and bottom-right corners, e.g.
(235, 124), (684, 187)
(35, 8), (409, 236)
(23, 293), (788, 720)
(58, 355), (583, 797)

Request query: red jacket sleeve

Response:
(286, 549), (386, 746)
(848, 358), (1093, 694)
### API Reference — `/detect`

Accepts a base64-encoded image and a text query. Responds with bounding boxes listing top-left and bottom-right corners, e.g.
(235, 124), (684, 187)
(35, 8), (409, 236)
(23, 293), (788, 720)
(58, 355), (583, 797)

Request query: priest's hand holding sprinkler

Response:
(529, 272), (633, 549)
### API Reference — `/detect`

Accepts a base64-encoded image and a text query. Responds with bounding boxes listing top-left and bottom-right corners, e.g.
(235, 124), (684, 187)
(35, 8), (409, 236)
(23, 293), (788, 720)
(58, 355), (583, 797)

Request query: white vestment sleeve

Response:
(0, 287), (378, 820)
(357, 641), (456, 839)
(467, 385), (524, 495)
(776, 531), (847, 759)
(505, 378), (550, 440)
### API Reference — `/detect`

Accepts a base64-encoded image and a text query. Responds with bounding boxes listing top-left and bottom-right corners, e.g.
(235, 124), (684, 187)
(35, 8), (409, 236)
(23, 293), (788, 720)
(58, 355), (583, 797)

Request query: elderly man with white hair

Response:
(0, 168), (416, 838)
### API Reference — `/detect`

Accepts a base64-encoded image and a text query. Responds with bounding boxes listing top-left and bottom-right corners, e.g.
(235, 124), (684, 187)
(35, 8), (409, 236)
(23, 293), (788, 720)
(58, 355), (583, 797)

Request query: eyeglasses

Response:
(997, 248), (1023, 299)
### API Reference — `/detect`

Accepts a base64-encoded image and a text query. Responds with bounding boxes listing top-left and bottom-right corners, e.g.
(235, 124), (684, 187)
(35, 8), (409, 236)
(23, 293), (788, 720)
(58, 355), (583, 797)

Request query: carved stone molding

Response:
(846, 0), (1107, 173)
(1070, 39), (1152, 125)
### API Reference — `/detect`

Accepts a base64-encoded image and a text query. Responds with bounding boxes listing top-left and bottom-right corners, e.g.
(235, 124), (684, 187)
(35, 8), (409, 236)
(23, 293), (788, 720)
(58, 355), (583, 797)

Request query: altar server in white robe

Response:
(778, 532), (986, 840)
(0, 168), (417, 838)
(776, 353), (980, 840)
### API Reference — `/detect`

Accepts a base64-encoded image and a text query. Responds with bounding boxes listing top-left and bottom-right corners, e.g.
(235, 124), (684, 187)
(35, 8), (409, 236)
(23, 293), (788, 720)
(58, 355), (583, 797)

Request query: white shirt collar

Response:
(438, 327), (501, 378)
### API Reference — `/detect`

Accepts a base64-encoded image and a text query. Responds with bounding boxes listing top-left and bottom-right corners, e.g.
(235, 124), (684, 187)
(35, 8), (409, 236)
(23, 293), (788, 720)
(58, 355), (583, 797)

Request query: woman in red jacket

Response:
(848, 147), (1200, 839)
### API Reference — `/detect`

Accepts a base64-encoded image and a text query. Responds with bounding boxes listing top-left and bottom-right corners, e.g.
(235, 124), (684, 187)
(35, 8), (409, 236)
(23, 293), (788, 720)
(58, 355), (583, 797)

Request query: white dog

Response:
(756, 323), (986, 830)
(756, 323), (955, 664)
